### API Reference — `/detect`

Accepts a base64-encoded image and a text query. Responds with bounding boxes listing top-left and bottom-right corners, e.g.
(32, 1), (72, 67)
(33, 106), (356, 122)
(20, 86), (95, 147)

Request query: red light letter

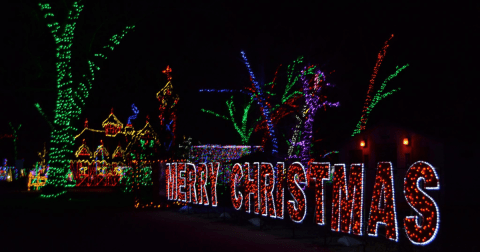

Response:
(185, 163), (197, 204)
(331, 164), (347, 232)
(207, 162), (220, 207)
(231, 163), (243, 210)
(260, 162), (276, 218)
(404, 161), (440, 245)
(167, 163), (177, 200)
(343, 163), (364, 235)
(308, 162), (330, 226)
(177, 163), (186, 202)
(244, 162), (259, 214)
(275, 162), (285, 219)
(196, 163), (209, 205)
(367, 162), (399, 241)
(287, 162), (307, 223)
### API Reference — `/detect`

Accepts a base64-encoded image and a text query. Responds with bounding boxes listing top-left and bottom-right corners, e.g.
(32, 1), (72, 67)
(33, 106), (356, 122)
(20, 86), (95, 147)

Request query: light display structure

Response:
(37, 0), (135, 197)
(28, 163), (48, 191)
(27, 144), (51, 190)
(157, 66), (179, 153)
(71, 109), (160, 187)
(188, 145), (263, 185)
(165, 159), (441, 246)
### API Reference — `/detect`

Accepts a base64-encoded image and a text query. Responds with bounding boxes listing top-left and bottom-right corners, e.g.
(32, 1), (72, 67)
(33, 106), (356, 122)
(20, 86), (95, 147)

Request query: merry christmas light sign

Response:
(166, 160), (440, 246)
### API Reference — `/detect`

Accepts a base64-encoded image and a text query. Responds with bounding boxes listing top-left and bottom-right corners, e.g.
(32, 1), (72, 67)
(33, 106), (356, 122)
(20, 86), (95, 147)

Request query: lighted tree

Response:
(290, 66), (339, 165)
(251, 61), (304, 149)
(37, 0), (135, 197)
(351, 34), (409, 136)
(202, 95), (258, 145)
(239, 51), (290, 154)
(200, 54), (304, 150)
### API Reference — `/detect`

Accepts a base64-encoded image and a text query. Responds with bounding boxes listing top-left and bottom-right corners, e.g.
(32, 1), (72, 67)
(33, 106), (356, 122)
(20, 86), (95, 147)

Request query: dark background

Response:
(0, 0), (478, 169)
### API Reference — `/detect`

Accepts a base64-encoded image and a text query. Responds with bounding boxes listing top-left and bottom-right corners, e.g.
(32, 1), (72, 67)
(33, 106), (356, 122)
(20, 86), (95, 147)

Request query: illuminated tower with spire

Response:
(157, 65), (179, 152)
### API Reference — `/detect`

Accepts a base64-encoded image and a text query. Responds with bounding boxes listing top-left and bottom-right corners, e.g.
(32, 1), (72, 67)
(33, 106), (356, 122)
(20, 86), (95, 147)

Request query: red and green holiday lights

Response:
(38, 0), (135, 197)
(240, 51), (278, 154)
(285, 56), (307, 158)
(352, 34), (409, 136)
(200, 54), (304, 149)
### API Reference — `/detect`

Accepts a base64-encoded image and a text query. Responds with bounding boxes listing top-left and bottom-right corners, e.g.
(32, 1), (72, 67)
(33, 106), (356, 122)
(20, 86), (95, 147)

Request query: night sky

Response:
(0, 0), (478, 168)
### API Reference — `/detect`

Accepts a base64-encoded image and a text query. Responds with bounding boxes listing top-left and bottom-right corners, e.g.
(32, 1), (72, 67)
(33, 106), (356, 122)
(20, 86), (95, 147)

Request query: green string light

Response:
(201, 95), (258, 145)
(40, 190), (67, 198)
(38, 0), (135, 197)
(120, 166), (152, 193)
(35, 103), (55, 130)
(352, 64), (409, 136)
(282, 56), (305, 104)
(8, 122), (21, 161)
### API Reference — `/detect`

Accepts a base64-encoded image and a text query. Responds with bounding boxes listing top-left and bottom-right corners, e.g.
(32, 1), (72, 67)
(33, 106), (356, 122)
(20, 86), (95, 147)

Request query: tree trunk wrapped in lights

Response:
(37, 0), (135, 197)
(297, 67), (339, 166)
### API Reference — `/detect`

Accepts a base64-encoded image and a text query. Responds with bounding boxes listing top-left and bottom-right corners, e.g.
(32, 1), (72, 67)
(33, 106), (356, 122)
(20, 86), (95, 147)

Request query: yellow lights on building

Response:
(102, 108), (124, 137)
(403, 137), (410, 146)
(75, 139), (93, 157)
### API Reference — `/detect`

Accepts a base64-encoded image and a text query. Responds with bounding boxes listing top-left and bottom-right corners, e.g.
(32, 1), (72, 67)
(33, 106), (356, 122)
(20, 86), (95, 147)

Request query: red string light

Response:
(367, 162), (399, 242)
(330, 163), (365, 235)
(177, 163), (186, 202)
(185, 163), (197, 204)
(359, 34), (394, 131)
(207, 162), (220, 207)
(166, 163), (177, 200)
(331, 164), (347, 232)
(231, 163), (243, 210)
(343, 163), (364, 235)
(307, 162), (330, 225)
(260, 163), (276, 218)
(404, 161), (440, 245)
(275, 162), (285, 219)
(287, 162), (307, 223)
(196, 163), (209, 205)
(243, 162), (259, 214)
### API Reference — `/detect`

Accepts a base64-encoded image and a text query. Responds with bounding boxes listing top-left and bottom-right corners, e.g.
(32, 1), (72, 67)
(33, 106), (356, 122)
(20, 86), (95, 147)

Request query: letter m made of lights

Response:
(37, 1), (135, 197)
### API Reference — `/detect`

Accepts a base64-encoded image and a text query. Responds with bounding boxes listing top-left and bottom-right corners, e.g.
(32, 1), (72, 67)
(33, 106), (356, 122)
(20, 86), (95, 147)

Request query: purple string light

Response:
(299, 68), (339, 167)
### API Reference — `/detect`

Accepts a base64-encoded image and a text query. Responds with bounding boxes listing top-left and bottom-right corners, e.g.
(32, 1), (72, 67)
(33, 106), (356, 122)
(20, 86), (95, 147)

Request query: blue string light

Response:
(199, 89), (250, 94)
(240, 51), (278, 154)
(164, 120), (174, 151)
(127, 103), (139, 125)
